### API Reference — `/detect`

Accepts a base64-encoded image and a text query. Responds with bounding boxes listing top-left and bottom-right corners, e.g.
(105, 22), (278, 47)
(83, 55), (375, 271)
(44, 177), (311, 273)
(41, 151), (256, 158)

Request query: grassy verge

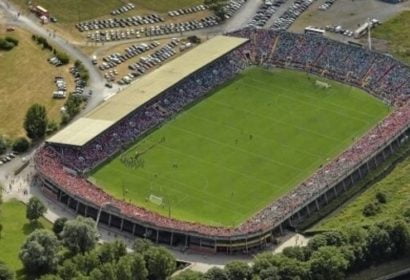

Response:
(11, 0), (204, 23)
(0, 200), (51, 276)
(373, 11), (410, 64)
(306, 141), (410, 232)
(0, 27), (72, 138)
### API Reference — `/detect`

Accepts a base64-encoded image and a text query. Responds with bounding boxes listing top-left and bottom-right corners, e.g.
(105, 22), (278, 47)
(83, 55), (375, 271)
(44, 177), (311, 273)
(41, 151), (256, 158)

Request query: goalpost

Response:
(149, 194), (163, 206)
(315, 80), (331, 89)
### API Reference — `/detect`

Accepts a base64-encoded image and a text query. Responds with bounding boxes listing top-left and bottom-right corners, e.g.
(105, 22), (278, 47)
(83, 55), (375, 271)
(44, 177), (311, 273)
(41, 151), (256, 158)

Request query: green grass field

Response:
(13, 0), (203, 23)
(312, 154), (410, 231)
(373, 11), (410, 64)
(0, 200), (51, 274)
(91, 68), (390, 227)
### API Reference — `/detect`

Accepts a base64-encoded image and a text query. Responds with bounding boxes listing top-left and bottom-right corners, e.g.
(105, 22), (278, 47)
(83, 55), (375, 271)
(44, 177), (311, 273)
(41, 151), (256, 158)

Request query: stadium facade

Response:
(35, 29), (410, 253)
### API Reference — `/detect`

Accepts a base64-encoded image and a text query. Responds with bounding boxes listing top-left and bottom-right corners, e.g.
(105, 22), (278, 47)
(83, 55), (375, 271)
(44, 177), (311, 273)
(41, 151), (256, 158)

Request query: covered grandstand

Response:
(48, 36), (249, 147)
(36, 29), (410, 253)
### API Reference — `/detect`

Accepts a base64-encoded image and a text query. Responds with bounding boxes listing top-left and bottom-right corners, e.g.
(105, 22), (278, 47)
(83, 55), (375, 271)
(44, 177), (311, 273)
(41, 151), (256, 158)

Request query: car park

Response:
(224, 0), (247, 19)
(120, 39), (180, 84)
(271, 0), (314, 30)
(86, 16), (220, 42)
(318, 0), (337, 10)
(168, 4), (207, 17)
(247, 0), (284, 28)
(76, 13), (164, 32)
(111, 3), (135, 15)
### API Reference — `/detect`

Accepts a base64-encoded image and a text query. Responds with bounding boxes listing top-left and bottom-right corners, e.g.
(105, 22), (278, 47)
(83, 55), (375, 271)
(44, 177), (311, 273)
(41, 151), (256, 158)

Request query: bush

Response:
(34, 36), (53, 51)
(55, 51), (69, 65)
(63, 94), (83, 122)
(74, 60), (89, 84)
(362, 203), (380, 217)
(5, 36), (18, 46)
(187, 35), (201, 44)
(376, 192), (387, 204)
(46, 120), (59, 135)
(403, 207), (410, 219)
(0, 136), (7, 154)
(0, 38), (16, 50)
(60, 113), (71, 126)
(53, 217), (68, 237)
(12, 137), (30, 153)
(0, 261), (14, 280)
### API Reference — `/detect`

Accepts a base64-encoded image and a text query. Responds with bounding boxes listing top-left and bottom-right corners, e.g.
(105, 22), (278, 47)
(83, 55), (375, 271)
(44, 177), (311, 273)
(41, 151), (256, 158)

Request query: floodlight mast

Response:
(95, 201), (112, 229)
(367, 18), (372, 51)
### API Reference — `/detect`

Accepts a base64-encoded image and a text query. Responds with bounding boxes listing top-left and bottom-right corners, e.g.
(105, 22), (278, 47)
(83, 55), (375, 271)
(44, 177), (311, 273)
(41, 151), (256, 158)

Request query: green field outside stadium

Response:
(90, 68), (390, 227)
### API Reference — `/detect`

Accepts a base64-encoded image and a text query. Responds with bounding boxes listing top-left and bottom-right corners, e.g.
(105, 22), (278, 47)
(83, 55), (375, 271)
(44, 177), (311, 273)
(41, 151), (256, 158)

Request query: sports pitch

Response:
(91, 68), (390, 227)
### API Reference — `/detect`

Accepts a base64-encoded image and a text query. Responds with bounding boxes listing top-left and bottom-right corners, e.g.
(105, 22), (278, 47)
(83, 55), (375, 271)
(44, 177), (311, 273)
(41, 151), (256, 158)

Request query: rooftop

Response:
(47, 35), (248, 146)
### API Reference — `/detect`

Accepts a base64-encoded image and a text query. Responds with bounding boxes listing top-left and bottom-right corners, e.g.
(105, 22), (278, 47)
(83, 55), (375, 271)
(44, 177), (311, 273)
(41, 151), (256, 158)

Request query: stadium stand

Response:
(36, 29), (410, 253)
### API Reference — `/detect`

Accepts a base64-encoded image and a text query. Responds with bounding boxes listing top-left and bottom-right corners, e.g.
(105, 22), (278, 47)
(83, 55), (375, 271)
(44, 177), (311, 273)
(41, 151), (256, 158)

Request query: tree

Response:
(362, 202), (380, 217)
(97, 240), (127, 264)
(387, 220), (410, 256)
(204, 0), (226, 19)
(55, 51), (69, 65)
(0, 37), (18, 51)
(0, 136), (7, 154)
(282, 246), (310, 261)
(63, 94), (82, 121)
(12, 137), (30, 153)
(26, 197), (47, 222)
(366, 224), (393, 263)
(53, 217), (68, 237)
(89, 268), (104, 280)
(61, 216), (98, 254)
(143, 246), (176, 280)
(115, 254), (147, 280)
(174, 270), (204, 280)
(309, 246), (349, 280)
(39, 275), (62, 280)
(252, 253), (277, 276)
(273, 255), (309, 280)
(19, 229), (59, 275)
(376, 192), (387, 204)
(115, 256), (134, 280)
(46, 120), (59, 135)
(224, 261), (251, 280)
(57, 260), (81, 280)
(98, 262), (117, 280)
(24, 104), (48, 140)
(70, 251), (99, 276)
(0, 261), (14, 280)
(204, 267), (228, 280)
(133, 239), (153, 254)
(258, 266), (280, 280)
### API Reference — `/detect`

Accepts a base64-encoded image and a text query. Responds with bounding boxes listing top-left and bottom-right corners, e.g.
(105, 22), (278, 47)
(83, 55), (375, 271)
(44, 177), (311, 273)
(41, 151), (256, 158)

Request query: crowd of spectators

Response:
(35, 28), (410, 238)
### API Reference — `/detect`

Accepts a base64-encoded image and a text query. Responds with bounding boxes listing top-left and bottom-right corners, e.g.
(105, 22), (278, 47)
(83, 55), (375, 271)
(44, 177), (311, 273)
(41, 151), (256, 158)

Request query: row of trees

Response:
(31, 35), (69, 65)
(0, 190), (15, 280)
(175, 218), (410, 280)
(15, 213), (177, 280)
(0, 197), (175, 280)
(0, 195), (409, 280)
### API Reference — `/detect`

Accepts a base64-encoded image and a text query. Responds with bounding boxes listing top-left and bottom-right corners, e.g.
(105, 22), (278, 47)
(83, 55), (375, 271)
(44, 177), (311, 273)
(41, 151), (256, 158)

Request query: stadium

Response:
(34, 28), (410, 253)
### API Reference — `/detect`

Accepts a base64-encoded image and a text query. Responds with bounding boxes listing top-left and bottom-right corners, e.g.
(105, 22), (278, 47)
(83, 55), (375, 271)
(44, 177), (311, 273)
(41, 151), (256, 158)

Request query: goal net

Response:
(315, 80), (330, 89)
(149, 194), (163, 206)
